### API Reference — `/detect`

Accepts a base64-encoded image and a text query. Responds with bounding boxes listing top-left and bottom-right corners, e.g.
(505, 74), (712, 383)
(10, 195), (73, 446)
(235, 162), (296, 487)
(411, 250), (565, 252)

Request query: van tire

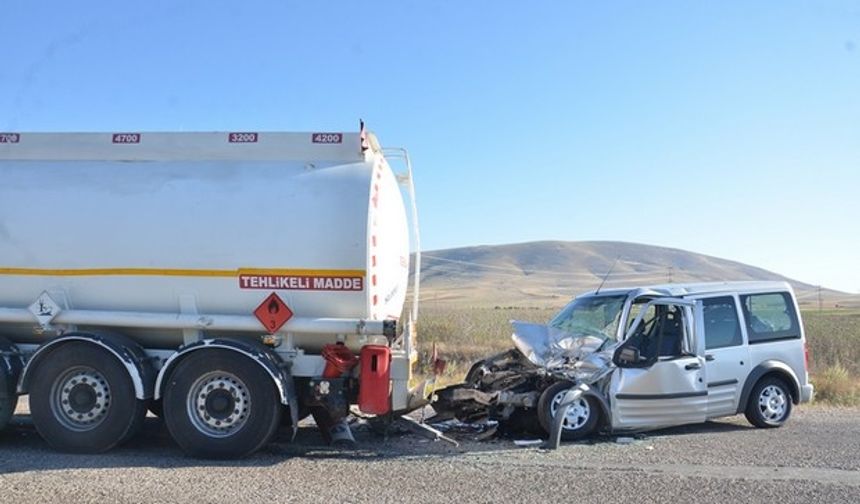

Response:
(163, 350), (282, 459)
(537, 381), (600, 441)
(29, 343), (146, 452)
(745, 377), (792, 428)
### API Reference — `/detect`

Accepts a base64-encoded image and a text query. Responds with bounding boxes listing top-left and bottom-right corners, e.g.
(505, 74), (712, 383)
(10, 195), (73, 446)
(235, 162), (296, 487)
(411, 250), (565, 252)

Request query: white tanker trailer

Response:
(0, 126), (422, 458)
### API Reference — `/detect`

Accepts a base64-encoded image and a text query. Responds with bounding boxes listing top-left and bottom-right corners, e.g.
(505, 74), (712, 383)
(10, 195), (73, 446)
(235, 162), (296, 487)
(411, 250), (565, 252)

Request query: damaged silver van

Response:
(432, 281), (814, 441)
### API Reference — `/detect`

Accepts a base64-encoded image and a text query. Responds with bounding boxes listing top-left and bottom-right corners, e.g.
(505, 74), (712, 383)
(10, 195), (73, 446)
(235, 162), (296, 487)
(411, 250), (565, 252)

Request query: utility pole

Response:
(668, 266), (674, 284)
(817, 285), (822, 314)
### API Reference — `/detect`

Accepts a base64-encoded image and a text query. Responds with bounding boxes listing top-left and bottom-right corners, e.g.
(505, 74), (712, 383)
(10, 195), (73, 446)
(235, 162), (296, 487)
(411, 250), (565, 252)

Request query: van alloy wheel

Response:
(550, 391), (591, 430)
(758, 384), (787, 422)
(537, 381), (600, 441)
(745, 377), (792, 428)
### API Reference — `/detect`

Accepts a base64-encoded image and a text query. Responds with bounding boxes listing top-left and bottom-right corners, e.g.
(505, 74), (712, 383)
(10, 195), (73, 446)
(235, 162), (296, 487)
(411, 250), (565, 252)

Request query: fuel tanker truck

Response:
(0, 125), (422, 458)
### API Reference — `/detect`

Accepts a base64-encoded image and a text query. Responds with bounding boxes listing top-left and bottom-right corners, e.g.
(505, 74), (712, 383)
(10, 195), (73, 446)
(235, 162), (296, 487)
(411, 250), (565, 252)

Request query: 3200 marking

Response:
(229, 132), (258, 143)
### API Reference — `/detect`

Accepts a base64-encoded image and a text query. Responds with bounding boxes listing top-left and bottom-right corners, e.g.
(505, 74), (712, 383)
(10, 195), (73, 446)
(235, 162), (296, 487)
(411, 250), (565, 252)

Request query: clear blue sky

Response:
(2, 1), (858, 292)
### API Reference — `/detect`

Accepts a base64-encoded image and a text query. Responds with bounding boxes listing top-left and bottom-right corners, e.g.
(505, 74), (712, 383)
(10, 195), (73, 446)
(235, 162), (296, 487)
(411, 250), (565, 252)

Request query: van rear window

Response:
(702, 296), (742, 349)
(740, 292), (800, 343)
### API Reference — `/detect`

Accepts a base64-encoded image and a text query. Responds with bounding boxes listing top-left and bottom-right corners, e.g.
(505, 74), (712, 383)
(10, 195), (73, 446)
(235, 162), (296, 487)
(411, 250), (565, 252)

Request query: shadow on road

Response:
(0, 413), (755, 474)
(646, 419), (753, 437)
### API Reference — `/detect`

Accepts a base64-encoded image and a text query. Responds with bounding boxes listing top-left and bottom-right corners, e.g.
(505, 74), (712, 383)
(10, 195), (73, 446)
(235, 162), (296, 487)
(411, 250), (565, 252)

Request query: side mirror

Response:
(618, 347), (639, 362)
(614, 347), (641, 367)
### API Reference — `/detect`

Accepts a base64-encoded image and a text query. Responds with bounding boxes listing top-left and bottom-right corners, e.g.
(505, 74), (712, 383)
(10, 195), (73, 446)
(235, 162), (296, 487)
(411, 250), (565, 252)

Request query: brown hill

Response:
(417, 241), (855, 308)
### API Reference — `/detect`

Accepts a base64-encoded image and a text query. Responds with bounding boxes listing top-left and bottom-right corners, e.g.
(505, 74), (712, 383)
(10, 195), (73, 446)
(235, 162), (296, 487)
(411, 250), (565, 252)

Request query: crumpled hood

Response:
(511, 321), (615, 382)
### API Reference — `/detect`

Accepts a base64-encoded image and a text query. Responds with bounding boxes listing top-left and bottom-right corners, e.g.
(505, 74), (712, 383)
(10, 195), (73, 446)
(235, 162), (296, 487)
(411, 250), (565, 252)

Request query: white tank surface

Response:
(0, 129), (411, 349)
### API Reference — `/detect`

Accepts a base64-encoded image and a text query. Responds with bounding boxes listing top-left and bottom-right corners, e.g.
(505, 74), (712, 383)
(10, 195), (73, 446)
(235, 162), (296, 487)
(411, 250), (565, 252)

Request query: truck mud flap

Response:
(0, 338), (23, 431)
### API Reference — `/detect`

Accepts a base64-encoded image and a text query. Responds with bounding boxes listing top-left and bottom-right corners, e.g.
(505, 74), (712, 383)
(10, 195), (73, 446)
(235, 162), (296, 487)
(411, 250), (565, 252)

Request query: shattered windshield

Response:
(548, 295), (626, 342)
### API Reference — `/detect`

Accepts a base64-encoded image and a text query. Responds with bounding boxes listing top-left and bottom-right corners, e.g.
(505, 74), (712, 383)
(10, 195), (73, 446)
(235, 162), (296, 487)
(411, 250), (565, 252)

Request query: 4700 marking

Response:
(112, 133), (141, 144)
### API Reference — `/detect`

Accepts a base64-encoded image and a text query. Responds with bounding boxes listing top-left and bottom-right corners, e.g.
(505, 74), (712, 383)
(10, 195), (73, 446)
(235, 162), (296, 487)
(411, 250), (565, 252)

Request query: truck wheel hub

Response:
(69, 383), (98, 412)
(52, 367), (111, 431)
(204, 389), (235, 420)
(188, 372), (251, 437)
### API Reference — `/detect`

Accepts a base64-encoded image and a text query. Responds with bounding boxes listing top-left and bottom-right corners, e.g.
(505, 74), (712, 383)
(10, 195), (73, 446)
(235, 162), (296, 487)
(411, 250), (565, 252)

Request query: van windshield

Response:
(548, 295), (627, 343)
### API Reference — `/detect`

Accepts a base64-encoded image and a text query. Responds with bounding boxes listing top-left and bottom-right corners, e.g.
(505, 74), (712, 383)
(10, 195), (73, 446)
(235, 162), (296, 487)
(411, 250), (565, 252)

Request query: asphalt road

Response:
(1, 404), (859, 503)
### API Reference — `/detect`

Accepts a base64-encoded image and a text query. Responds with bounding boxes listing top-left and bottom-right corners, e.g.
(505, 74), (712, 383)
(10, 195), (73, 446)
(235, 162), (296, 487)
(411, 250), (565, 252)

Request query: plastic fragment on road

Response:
(514, 439), (543, 447)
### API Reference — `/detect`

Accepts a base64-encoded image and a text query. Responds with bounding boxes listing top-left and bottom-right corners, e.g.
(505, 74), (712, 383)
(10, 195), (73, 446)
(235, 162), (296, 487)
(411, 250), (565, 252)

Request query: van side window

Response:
(740, 292), (800, 343)
(702, 296), (742, 349)
(625, 304), (687, 361)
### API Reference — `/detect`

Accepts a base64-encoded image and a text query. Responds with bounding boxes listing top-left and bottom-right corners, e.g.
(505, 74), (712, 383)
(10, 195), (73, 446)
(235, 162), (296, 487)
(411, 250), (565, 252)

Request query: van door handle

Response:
(685, 362), (701, 370)
(705, 354), (715, 361)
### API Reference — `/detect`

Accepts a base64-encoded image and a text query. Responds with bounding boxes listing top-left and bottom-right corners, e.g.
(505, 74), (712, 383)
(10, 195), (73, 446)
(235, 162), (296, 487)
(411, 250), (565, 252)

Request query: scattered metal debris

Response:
(395, 415), (459, 447)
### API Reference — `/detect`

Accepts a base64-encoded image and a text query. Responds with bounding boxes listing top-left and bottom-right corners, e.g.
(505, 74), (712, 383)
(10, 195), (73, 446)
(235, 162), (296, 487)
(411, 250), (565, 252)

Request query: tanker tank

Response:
(0, 130), (410, 351)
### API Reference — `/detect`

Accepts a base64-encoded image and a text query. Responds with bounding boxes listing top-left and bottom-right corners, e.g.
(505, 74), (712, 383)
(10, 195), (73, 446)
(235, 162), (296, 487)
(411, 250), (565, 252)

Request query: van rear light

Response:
(803, 341), (810, 371)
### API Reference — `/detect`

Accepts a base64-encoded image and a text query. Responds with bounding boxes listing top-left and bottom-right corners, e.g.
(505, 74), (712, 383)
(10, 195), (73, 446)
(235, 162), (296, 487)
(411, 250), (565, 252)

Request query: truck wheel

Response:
(162, 350), (282, 459)
(537, 381), (600, 441)
(745, 377), (792, 428)
(29, 343), (146, 452)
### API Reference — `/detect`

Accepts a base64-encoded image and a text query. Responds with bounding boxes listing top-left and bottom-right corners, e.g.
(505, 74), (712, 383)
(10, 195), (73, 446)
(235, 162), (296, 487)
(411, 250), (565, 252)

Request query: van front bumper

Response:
(801, 383), (814, 403)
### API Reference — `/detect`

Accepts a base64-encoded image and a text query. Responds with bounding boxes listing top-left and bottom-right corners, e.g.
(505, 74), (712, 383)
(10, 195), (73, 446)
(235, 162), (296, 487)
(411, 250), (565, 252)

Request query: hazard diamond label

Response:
(254, 292), (293, 334)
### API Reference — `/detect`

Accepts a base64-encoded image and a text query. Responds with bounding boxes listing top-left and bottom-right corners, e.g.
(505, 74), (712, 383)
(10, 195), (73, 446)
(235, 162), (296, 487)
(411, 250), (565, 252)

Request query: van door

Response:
(609, 298), (707, 430)
(696, 295), (750, 418)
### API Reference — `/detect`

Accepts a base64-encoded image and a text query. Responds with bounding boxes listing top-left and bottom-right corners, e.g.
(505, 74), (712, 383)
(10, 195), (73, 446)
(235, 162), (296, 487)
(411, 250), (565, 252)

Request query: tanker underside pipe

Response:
(0, 307), (393, 337)
(310, 407), (356, 448)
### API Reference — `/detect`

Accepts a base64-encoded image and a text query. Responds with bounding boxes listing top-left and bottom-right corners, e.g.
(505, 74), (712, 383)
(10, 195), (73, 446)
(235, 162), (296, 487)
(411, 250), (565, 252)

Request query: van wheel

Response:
(163, 350), (282, 459)
(537, 381), (600, 441)
(745, 377), (792, 428)
(29, 343), (146, 452)
(464, 359), (487, 386)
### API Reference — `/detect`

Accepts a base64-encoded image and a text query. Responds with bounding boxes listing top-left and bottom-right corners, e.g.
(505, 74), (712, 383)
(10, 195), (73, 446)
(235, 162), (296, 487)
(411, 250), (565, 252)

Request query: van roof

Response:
(584, 280), (793, 298)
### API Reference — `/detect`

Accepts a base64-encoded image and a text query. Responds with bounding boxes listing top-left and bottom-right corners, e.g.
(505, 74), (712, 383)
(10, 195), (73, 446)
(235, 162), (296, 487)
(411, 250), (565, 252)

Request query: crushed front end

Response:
(430, 293), (628, 437)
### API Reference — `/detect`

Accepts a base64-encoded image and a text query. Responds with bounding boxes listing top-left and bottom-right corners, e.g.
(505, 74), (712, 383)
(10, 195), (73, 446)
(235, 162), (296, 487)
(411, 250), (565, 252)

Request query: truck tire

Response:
(29, 342), (146, 452)
(162, 349), (282, 459)
(744, 376), (792, 428)
(537, 381), (600, 441)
